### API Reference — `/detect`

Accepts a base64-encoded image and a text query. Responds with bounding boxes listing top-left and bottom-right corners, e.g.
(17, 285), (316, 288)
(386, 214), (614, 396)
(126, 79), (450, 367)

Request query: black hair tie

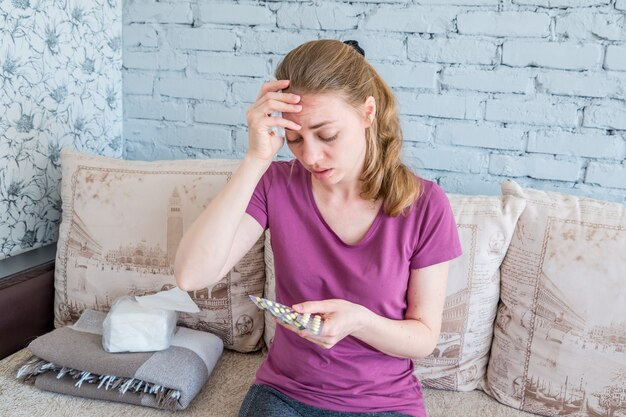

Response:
(343, 40), (365, 57)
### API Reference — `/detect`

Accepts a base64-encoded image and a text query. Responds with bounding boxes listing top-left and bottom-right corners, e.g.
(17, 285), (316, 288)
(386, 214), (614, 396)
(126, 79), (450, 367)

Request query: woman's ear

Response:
(363, 96), (376, 127)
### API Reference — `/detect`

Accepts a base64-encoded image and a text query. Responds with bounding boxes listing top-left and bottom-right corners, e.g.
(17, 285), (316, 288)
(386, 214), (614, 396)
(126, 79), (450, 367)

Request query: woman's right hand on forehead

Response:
(245, 79), (302, 162)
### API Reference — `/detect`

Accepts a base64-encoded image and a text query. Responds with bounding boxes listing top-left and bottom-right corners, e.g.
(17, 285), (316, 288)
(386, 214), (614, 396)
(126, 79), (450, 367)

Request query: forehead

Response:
(290, 93), (355, 118)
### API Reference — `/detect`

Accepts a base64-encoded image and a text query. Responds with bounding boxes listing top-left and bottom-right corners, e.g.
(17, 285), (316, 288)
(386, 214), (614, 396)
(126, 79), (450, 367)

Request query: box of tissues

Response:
(102, 287), (200, 353)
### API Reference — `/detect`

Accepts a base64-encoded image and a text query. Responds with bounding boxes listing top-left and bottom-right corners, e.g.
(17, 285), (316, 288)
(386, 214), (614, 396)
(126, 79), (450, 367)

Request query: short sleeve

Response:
(409, 183), (462, 270)
(244, 164), (273, 230)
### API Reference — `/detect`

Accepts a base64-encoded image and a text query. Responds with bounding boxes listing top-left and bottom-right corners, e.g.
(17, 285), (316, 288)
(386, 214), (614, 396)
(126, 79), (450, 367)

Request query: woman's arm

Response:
(287, 261), (449, 359)
(175, 80), (302, 291)
(174, 156), (269, 291)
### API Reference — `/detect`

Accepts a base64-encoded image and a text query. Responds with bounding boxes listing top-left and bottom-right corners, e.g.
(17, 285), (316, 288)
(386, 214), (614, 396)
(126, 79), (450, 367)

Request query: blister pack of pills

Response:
(249, 295), (323, 335)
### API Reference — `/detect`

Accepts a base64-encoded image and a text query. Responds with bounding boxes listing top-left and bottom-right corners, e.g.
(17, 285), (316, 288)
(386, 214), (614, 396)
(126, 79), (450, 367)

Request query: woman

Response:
(175, 39), (462, 417)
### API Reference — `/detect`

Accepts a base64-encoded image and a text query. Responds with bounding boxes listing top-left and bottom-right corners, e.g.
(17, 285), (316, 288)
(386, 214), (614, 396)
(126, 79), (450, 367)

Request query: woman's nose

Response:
(300, 138), (323, 166)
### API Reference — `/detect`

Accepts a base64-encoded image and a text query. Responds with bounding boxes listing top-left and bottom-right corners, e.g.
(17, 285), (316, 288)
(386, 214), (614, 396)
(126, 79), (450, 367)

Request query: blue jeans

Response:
(238, 384), (414, 417)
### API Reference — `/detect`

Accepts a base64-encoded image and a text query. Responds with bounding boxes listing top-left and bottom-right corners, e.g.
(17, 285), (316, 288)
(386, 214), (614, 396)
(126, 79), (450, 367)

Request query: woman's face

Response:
(283, 93), (375, 187)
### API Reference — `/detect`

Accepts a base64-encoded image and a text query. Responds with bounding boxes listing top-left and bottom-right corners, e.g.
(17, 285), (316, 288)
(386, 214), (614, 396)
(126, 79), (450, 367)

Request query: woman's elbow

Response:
(422, 338), (439, 358)
(174, 264), (195, 292)
(175, 272), (194, 292)
(174, 251), (200, 291)
(174, 256), (222, 292)
(174, 242), (201, 291)
(411, 327), (440, 359)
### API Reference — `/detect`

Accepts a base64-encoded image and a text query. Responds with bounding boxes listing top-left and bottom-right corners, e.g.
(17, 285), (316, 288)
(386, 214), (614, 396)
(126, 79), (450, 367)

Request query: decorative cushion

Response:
(413, 193), (525, 391)
(54, 148), (265, 352)
(262, 193), (526, 392)
(484, 180), (626, 416)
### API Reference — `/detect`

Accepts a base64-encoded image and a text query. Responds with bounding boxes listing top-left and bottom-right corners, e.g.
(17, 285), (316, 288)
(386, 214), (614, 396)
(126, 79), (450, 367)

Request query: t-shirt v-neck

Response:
(305, 171), (384, 248)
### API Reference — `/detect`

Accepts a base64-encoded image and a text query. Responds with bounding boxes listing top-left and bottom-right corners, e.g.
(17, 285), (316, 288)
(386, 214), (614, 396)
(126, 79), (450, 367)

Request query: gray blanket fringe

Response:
(15, 355), (181, 411)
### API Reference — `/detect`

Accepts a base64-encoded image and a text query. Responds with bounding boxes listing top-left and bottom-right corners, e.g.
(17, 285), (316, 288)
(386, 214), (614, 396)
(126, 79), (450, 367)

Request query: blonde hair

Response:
(275, 39), (422, 217)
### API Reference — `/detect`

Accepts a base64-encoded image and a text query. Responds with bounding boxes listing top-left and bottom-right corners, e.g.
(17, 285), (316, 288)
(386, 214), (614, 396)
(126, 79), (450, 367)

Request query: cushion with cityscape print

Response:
(484, 180), (626, 417)
(54, 148), (265, 352)
(412, 193), (526, 391)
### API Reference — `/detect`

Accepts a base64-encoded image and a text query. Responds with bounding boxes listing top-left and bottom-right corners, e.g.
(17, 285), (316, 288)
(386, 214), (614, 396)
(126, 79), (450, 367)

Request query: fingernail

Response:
(293, 304), (303, 311)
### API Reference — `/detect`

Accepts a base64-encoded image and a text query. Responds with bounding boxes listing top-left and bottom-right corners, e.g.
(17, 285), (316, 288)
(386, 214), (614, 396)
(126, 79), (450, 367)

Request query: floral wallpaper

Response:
(0, 0), (122, 259)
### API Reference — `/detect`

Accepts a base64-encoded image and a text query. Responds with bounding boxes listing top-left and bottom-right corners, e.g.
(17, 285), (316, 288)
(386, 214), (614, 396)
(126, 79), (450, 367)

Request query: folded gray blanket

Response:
(16, 321), (224, 410)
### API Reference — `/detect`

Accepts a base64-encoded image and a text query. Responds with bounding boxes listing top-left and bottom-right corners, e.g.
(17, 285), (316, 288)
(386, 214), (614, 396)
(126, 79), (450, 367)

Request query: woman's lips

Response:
(312, 168), (333, 179)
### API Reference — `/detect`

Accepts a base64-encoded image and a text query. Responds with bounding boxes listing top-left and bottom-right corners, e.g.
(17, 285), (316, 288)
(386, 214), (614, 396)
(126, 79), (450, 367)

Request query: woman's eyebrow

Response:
(308, 120), (335, 129)
(285, 120), (335, 132)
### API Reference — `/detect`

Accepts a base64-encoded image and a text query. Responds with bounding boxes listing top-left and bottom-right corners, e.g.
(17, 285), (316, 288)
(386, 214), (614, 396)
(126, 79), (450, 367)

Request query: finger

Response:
(261, 91), (301, 104)
(262, 98), (302, 115)
(246, 97), (300, 126)
(256, 79), (291, 101)
(247, 108), (300, 132)
(265, 115), (301, 132)
(292, 300), (333, 314)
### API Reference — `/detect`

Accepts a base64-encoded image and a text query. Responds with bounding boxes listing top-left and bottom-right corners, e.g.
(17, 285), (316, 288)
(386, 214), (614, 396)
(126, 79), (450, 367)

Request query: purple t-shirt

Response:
(245, 160), (462, 417)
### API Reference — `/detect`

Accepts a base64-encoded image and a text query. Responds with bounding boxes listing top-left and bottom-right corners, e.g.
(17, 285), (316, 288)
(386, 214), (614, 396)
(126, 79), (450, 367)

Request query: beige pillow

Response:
(413, 193), (526, 391)
(54, 148), (265, 352)
(484, 180), (626, 416)
(263, 194), (526, 392)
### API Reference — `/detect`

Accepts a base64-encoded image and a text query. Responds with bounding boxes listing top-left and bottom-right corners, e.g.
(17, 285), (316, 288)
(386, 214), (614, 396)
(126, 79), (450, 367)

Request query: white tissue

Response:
(71, 309), (107, 335)
(102, 287), (199, 353)
(135, 286), (200, 313)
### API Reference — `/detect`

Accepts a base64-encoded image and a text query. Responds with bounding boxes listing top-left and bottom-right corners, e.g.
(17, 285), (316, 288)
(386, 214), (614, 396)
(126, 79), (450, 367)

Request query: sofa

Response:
(0, 148), (624, 417)
(0, 258), (533, 417)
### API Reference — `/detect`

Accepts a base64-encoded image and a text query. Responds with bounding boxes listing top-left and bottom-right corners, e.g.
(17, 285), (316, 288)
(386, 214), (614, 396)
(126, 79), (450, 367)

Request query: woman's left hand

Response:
(274, 299), (369, 349)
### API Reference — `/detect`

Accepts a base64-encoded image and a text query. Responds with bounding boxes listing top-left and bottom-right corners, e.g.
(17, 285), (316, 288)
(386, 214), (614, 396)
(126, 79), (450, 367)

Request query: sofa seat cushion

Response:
(2, 348), (536, 417)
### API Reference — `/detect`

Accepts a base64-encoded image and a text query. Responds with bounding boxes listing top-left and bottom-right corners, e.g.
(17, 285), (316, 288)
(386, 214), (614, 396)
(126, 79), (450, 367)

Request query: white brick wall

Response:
(437, 123), (526, 151)
(196, 54), (269, 77)
(123, 0), (626, 203)
(199, 3), (274, 26)
(125, 0), (192, 24)
(398, 91), (484, 120)
(535, 70), (624, 99)
(442, 67), (532, 94)
(556, 12), (626, 41)
(456, 12), (550, 37)
(485, 97), (580, 128)
(167, 28), (236, 51)
(605, 45), (626, 71)
(408, 37), (499, 65)
(502, 41), (602, 70)
(488, 154), (583, 182)
(373, 62), (439, 89)
(527, 130), (626, 159)
(584, 101), (626, 130)
(364, 6), (456, 33)
(156, 78), (228, 101)
(513, 0), (609, 7)
(277, 3), (363, 30)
